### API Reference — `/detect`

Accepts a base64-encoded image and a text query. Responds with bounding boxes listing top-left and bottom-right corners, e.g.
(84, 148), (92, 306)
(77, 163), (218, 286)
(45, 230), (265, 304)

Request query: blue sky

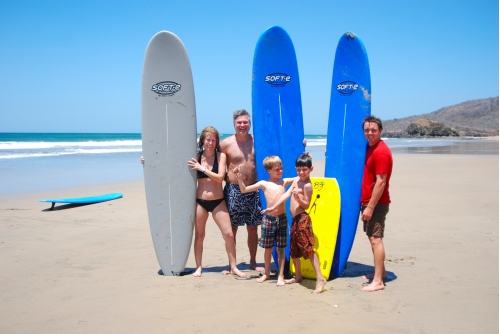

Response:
(1, 0), (498, 134)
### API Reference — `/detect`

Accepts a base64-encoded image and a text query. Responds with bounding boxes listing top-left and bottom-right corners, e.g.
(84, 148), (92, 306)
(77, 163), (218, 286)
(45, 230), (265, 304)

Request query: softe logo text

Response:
(337, 81), (358, 95)
(151, 81), (181, 96)
(265, 73), (291, 87)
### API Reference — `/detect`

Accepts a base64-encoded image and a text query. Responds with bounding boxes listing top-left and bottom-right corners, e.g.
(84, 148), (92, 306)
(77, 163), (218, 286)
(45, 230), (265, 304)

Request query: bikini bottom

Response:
(196, 198), (224, 213)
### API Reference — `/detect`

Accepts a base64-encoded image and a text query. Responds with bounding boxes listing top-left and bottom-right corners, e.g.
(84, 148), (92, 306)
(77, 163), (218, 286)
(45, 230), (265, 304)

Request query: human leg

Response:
(361, 235), (385, 292)
(361, 204), (388, 292)
(212, 203), (245, 278)
(309, 252), (327, 293)
(276, 247), (285, 286)
(256, 248), (273, 283)
(192, 204), (209, 277)
(363, 269), (387, 279)
(247, 225), (263, 271)
(286, 215), (303, 284)
(274, 214), (288, 286)
(285, 257), (302, 284)
(257, 216), (275, 282)
(220, 225), (239, 275)
(224, 183), (263, 271)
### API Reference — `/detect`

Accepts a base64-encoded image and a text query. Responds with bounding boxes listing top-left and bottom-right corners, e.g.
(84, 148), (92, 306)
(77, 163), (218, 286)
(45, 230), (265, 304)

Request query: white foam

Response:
(0, 140), (142, 150)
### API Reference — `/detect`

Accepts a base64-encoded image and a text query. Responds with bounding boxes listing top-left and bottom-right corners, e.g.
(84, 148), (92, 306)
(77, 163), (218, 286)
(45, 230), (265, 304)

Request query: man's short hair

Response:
(362, 116), (383, 130)
(233, 109), (251, 124)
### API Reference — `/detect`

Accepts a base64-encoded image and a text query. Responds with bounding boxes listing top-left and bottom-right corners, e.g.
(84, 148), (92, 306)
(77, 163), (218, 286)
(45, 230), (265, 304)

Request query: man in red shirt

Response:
(360, 116), (393, 292)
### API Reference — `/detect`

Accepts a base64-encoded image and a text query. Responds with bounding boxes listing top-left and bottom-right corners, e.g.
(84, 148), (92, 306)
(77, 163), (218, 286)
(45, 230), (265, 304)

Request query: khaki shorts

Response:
(361, 204), (389, 238)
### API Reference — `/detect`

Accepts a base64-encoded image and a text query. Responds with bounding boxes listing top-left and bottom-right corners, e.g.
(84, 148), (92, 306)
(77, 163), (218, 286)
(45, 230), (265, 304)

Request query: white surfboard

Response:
(141, 31), (197, 276)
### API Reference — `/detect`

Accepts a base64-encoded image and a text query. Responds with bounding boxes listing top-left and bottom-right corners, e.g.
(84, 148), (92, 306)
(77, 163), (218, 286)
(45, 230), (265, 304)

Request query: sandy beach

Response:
(0, 152), (498, 333)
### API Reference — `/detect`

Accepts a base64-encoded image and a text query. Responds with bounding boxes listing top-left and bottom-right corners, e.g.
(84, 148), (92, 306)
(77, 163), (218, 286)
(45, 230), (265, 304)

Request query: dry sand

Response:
(0, 154), (498, 333)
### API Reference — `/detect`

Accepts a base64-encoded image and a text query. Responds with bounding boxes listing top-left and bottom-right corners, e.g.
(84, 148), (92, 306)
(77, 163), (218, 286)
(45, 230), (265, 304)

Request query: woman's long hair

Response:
(197, 126), (220, 153)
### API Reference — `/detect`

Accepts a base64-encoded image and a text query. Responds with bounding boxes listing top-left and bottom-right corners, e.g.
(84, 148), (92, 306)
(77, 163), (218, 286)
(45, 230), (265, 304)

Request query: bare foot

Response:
(313, 278), (327, 293)
(361, 281), (385, 292)
(192, 267), (202, 277)
(276, 277), (285, 287)
(229, 267), (246, 278)
(251, 263), (265, 272)
(284, 277), (302, 284)
(256, 274), (269, 283)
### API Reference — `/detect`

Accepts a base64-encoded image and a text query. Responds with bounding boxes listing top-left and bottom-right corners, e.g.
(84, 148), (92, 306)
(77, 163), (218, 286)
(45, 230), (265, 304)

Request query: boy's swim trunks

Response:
(290, 212), (315, 259)
(259, 214), (288, 248)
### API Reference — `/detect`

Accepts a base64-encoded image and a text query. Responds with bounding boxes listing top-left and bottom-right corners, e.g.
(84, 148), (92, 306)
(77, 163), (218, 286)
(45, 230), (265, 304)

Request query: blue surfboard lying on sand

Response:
(252, 26), (304, 275)
(39, 192), (123, 210)
(325, 32), (371, 278)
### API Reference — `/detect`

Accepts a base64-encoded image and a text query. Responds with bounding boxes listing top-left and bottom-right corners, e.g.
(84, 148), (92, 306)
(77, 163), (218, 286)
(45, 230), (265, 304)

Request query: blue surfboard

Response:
(325, 32), (371, 278)
(40, 192), (123, 210)
(252, 26), (304, 275)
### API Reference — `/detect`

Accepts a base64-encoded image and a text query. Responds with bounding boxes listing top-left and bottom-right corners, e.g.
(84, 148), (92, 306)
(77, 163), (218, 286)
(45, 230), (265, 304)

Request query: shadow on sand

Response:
(335, 261), (398, 282)
(41, 203), (94, 212)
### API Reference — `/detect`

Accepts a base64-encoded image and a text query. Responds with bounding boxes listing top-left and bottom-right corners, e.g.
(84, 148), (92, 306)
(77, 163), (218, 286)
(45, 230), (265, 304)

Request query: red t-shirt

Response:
(361, 140), (392, 205)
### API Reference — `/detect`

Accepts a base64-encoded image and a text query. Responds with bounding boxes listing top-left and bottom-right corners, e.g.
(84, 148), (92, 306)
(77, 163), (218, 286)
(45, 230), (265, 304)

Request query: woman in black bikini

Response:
(188, 126), (245, 277)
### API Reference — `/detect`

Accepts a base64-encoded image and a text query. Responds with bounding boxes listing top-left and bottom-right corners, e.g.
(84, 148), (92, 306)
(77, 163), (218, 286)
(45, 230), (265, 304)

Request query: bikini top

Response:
(197, 151), (219, 179)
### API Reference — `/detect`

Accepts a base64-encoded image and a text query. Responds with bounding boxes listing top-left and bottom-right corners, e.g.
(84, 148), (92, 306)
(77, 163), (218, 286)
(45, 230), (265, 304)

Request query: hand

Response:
(291, 187), (303, 198)
(188, 157), (202, 171)
(261, 207), (276, 214)
(233, 165), (242, 178)
(361, 206), (374, 221)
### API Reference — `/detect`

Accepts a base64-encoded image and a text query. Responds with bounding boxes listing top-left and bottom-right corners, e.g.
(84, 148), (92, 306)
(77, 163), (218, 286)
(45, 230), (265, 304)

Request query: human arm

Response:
(203, 152), (227, 183)
(282, 177), (295, 187)
(187, 153), (226, 183)
(261, 185), (293, 214)
(293, 182), (312, 210)
(262, 177), (296, 211)
(361, 174), (387, 221)
(233, 165), (262, 193)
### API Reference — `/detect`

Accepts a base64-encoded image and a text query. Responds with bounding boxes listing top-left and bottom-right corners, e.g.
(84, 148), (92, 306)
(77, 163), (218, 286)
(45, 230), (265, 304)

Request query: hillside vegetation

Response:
(382, 96), (499, 137)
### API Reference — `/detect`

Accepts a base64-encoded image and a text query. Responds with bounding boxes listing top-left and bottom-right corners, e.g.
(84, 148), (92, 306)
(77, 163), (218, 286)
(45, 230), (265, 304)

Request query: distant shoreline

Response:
(0, 135), (497, 196)
(1, 132), (499, 139)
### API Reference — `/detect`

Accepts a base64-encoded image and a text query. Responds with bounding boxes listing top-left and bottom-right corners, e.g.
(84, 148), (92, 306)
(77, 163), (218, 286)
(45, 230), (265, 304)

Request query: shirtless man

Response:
(219, 109), (263, 272)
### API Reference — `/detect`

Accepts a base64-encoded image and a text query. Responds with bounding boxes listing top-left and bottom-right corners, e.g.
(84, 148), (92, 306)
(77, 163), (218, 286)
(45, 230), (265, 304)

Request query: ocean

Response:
(0, 133), (497, 195)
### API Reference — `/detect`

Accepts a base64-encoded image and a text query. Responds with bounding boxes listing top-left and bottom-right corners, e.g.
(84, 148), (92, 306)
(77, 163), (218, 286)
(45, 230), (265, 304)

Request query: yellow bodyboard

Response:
(290, 177), (341, 279)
